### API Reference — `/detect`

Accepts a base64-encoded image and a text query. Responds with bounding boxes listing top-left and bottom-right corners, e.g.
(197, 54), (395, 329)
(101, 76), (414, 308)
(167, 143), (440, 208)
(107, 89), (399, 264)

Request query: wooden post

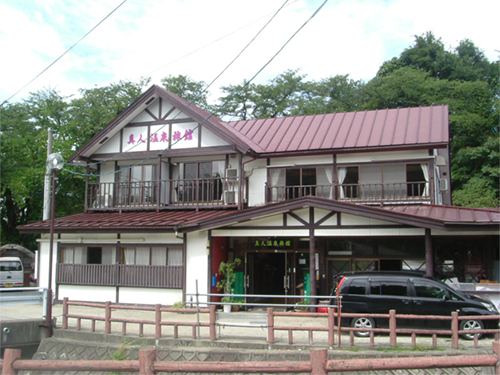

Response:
(155, 304), (161, 339)
(310, 349), (327, 375)
(267, 308), (274, 344)
(139, 349), (156, 375)
(2, 349), (21, 375)
(105, 301), (111, 334)
(451, 312), (459, 349)
(492, 341), (500, 375)
(389, 310), (397, 347)
(328, 307), (335, 346)
(62, 297), (68, 329)
(209, 305), (216, 341)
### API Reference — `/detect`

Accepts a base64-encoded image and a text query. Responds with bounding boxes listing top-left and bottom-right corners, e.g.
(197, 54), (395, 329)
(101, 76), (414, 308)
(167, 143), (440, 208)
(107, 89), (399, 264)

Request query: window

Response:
(269, 167), (333, 201)
(117, 164), (157, 205)
(348, 279), (366, 295)
(338, 163), (429, 200)
(176, 161), (225, 202)
(121, 246), (183, 266)
(414, 280), (446, 299)
(370, 281), (408, 296)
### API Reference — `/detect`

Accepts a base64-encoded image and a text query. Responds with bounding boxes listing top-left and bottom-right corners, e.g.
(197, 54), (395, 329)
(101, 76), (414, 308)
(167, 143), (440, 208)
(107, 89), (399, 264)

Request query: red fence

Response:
(61, 298), (500, 350)
(2, 344), (500, 374)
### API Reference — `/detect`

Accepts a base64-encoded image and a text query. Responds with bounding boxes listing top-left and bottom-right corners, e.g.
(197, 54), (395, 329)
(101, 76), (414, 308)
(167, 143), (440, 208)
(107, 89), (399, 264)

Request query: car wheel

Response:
(351, 316), (375, 337)
(459, 318), (484, 340)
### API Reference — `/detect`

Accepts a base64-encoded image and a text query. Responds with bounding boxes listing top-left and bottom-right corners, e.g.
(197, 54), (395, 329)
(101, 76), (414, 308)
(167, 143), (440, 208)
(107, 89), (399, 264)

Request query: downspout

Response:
(425, 228), (434, 277)
(309, 207), (317, 311)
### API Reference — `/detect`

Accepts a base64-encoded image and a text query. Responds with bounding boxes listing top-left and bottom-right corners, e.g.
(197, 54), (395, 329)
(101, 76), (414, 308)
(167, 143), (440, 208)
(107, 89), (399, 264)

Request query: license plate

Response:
(5, 283), (13, 287)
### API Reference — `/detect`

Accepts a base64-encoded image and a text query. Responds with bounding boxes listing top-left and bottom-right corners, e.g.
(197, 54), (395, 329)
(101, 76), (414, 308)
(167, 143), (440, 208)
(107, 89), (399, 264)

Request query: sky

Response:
(1, 0), (499, 105)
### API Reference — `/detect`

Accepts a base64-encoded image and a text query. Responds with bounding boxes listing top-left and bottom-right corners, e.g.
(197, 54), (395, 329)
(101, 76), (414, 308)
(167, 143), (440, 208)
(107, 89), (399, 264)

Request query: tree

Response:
(160, 75), (214, 112)
(1, 81), (148, 248)
(367, 32), (499, 206)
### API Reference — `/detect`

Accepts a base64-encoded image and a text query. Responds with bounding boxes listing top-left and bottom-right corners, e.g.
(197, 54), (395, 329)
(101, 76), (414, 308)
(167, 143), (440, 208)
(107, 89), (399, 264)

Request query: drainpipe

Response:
(425, 228), (434, 277)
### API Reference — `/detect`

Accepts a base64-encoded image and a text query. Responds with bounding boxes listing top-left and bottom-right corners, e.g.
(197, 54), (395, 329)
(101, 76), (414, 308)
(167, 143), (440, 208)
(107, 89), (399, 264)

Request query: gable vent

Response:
(145, 97), (156, 105)
(99, 137), (109, 145)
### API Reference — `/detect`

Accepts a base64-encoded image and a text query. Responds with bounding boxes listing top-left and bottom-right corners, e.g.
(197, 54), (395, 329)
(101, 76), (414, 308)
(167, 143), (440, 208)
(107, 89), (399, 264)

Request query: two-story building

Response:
(18, 85), (500, 306)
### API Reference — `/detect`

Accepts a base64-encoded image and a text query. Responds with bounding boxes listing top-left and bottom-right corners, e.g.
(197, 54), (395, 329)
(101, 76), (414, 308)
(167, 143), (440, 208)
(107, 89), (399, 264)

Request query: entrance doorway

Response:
(244, 251), (311, 306)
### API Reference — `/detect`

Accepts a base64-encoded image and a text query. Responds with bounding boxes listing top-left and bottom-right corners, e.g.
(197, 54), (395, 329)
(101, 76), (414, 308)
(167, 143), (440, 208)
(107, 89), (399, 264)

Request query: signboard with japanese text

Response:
(252, 238), (294, 250)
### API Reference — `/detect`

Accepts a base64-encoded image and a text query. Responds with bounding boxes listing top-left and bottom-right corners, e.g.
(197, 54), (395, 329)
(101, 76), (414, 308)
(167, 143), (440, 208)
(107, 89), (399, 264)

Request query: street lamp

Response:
(46, 152), (64, 337)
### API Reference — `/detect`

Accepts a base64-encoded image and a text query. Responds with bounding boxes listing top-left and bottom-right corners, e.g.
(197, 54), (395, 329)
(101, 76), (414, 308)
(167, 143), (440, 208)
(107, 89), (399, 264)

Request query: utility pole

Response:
(43, 129), (53, 220)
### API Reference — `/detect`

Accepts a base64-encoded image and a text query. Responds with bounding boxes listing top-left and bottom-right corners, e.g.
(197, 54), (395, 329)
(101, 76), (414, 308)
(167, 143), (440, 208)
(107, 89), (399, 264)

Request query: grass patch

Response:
(377, 344), (444, 352)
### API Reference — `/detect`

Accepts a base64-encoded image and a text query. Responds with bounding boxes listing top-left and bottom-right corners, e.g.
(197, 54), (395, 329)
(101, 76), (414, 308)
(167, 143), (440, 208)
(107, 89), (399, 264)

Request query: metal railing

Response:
(266, 181), (431, 204)
(0, 287), (49, 316)
(87, 177), (239, 211)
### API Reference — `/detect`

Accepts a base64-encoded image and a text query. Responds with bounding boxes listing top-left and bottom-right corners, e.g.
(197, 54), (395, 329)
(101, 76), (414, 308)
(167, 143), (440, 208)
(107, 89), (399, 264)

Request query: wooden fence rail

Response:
(61, 298), (500, 349)
(2, 344), (500, 375)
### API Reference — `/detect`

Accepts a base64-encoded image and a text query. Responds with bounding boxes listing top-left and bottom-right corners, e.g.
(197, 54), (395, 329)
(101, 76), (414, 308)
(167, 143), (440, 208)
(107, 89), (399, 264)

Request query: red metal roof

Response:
(225, 106), (449, 154)
(18, 210), (235, 233)
(379, 204), (500, 224)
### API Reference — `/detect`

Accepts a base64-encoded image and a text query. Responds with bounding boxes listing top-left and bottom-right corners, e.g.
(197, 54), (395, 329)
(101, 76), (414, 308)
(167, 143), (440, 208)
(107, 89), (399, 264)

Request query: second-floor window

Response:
(117, 164), (157, 205)
(338, 163), (429, 200)
(173, 161), (226, 203)
(269, 167), (333, 201)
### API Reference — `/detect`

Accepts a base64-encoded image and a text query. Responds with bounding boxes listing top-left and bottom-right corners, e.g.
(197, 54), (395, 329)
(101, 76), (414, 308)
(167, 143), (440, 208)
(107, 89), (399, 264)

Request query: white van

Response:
(0, 257), (24, 287)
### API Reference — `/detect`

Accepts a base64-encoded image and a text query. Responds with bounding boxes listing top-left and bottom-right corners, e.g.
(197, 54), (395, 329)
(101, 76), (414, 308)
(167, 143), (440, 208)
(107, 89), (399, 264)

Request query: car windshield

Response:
(0, 261), (22, 271)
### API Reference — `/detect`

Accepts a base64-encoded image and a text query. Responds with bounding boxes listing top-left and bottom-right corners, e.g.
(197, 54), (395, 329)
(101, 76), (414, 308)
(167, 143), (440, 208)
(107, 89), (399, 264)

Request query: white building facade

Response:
(19, 85), (499, 306)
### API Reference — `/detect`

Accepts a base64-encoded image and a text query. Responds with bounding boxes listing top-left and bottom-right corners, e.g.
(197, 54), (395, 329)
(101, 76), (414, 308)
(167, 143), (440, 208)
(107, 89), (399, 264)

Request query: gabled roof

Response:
(18, 197), (499, 234)
(225, 105), (449, 156)
(70, 85), (450, 163)
(68, 85), (251, 164)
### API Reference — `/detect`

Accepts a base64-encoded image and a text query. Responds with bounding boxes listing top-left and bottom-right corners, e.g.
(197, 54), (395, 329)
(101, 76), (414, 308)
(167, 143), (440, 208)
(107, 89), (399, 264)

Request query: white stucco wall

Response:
(119, 287), (183, 305)
(185, 232), (209, 303)
(58, 285), (116, 302)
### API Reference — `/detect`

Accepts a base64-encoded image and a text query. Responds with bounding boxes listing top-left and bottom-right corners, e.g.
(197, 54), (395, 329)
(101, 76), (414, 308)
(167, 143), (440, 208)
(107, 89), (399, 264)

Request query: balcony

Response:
(87, 177), (239, 211)
(266, 181), (432, 205)
(57, 263), (183, 288)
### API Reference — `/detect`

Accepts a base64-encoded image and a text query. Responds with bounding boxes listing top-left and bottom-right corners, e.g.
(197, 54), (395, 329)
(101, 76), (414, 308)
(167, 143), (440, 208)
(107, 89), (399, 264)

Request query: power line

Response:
(64, 0), (293, 173)
(0, 0), (128, 108)
(64, 0), (330, 178)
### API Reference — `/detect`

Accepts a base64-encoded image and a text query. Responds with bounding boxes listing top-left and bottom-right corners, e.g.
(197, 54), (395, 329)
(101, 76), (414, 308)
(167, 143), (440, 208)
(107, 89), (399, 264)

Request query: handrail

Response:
(4, 345), (500, 374)
(60, 297), (500, 349)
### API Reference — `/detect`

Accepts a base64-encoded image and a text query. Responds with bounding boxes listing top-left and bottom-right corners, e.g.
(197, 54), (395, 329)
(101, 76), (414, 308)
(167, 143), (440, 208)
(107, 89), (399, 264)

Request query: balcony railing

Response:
(57, 263), (183, 288)
(266, 181), (431, 204)
(87, 177), (239, 211)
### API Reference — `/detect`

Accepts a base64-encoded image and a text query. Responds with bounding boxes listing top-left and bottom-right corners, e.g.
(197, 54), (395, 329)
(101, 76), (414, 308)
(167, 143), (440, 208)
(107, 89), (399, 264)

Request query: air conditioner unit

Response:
(223, 191), (236, 205)
(96, 194), (113, 207)
(439, 178), (448, 192)
(226, 168), (238, 178)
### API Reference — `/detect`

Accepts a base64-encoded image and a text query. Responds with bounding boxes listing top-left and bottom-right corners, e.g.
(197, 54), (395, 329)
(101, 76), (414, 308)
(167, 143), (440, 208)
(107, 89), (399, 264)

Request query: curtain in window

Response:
(270, 169), (286, 201)
(62, 247), (74, 264)
(168, 248), (183, 266)
(151, 247), (167, 265)
(317, 168), (333, 198)
(123, 247), (135, 265)
(75, 247), (85, 264)
(420, 163), (429, 196)
(135, 247), (150, 265)
(337, 167), (347, 198)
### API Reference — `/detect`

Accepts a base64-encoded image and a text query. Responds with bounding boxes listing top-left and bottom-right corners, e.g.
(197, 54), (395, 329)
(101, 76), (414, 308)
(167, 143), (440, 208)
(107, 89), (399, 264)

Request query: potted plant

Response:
(217, 258), (242, 312)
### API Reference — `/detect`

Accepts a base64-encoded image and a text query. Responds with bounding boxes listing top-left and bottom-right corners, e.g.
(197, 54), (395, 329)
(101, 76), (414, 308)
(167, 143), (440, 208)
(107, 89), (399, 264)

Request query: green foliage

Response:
(216, 258), (242, 295)
(172, 301), (186, 309)
(161, 74), (214, 112)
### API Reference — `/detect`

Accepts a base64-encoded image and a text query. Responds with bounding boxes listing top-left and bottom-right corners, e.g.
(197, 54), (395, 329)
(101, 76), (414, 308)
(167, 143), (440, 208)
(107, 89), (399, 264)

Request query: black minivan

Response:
(331, 271), (499, 339)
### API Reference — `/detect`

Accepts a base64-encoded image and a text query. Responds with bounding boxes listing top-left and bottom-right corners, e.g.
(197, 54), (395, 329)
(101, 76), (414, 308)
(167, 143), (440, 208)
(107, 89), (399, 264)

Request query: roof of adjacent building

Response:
(224, 105), (449, 155)
(18, 198), (499, 234)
